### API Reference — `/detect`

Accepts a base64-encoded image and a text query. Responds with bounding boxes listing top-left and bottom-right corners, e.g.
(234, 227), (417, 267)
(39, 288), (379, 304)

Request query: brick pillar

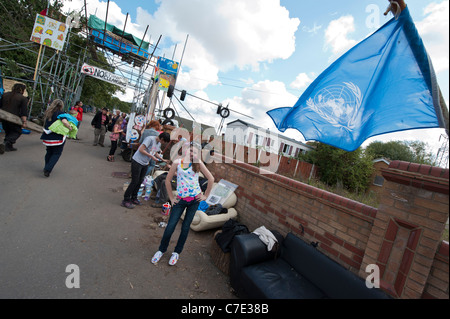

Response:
(360, 161), (449, 299)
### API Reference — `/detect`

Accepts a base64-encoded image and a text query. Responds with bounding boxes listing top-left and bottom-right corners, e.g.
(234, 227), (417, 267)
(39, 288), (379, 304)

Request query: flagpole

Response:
(33, 0), (50, 81)
(33, 44), (43, 81)
(439, 87), (449, 137)
(388, 0), (448, 136)
(30, 2), (50, 115)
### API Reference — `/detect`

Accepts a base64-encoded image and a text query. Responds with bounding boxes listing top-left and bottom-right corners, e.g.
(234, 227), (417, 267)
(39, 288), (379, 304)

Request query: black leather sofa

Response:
(230, 232), (390, 299)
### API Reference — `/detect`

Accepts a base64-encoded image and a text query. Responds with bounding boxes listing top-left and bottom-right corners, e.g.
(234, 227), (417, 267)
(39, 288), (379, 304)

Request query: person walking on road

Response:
(151, 141), (214, 266)
(40, 99), (73, 177)
(0, 83), (29, 153)
(91, 107), (110, 147)
(71, 101), (83, 132)
(121, 132), (171, 209)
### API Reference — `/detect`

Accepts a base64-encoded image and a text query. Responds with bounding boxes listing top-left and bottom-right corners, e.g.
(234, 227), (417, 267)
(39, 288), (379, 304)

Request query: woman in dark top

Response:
(40, 99), (72, 177)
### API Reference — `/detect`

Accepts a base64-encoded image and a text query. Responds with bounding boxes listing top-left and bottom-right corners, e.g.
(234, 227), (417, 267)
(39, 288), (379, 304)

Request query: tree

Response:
(365, 140), (434, 165)
(109, 97), (132, 113)
(300, 143), (374, 193)
(0, 0), (64, 43)
(406, 140), (435, 165)
(0, 0), (127, 114)
(0, 0), (65, 80)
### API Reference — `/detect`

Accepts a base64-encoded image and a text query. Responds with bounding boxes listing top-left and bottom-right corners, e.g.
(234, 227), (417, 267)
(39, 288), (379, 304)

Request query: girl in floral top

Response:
(152, 142), (214, 266)
(107, 117), (123, 162)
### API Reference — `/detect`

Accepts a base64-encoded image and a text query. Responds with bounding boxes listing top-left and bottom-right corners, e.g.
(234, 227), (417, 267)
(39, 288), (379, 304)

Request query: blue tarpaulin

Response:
(90, 29), (150, 59)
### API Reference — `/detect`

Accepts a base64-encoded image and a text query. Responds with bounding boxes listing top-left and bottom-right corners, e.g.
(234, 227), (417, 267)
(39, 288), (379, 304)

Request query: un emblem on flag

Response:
(306, 82), (362, 131)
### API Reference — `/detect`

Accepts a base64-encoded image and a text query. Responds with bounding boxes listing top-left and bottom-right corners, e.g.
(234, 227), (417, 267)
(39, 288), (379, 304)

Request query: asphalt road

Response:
(0, 113), (235, 299)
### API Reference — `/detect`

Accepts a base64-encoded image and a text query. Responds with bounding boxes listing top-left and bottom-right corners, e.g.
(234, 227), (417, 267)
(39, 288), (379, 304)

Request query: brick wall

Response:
(209, 155), (377, 275)
(368, 160), (389, 201)
(422, 241), (449, 299)
(208, 156), (449, 299)
(360, 161), (449, 299)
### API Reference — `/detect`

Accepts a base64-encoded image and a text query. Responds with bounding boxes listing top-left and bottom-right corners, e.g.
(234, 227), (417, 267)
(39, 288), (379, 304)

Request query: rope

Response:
(173, 93), (197, 122)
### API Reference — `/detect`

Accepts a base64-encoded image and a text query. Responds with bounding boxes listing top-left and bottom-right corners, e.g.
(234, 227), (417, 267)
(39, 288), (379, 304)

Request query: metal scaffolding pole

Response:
(1, 2), (158, 120)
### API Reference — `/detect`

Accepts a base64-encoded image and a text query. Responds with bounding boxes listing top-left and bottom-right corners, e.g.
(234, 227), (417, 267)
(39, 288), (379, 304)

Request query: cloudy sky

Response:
(61, 0), (449, 157)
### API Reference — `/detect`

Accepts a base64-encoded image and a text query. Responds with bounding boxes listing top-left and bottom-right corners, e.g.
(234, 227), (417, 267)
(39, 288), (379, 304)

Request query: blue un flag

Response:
(267, 7), (446, 152)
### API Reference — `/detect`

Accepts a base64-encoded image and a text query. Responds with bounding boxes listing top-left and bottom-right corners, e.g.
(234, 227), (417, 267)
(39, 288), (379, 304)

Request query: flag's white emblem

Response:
(306, 82), (362, 131)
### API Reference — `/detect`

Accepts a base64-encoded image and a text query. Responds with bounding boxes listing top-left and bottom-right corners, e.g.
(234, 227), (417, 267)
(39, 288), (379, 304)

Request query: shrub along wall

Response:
(208, 156), (449, 299)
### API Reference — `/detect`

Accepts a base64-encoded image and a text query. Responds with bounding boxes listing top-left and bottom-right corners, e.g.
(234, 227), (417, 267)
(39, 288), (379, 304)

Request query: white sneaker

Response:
(151, 251), (163, 264)
(169, 252), (179, 266)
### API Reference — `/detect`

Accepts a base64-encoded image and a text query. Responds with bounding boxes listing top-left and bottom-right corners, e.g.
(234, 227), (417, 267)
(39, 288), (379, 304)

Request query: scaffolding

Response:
(0, 0), (251, 134)
(0, 0), (161, 119)
(435, 134), (449, 168)
(0, 36), (89, 116)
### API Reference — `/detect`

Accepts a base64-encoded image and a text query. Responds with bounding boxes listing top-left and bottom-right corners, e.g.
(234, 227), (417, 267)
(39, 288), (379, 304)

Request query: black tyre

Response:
(167, 85), (174, 98)
(162, 118), (175, 126)
(180, 90), (186, 101)
(219, 107), (230, 118)
(163, 108), (175, 119)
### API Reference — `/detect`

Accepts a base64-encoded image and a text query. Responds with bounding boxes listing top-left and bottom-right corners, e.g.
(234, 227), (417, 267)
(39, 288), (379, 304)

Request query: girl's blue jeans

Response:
(44, 142), (65, 173)
(158, 198), (200, 254)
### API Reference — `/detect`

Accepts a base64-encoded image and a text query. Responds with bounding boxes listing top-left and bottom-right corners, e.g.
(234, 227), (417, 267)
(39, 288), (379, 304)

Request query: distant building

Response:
(225, 119), (313, 157)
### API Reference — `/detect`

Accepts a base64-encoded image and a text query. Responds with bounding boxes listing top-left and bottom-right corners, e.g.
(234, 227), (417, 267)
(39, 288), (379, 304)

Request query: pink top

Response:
(110, 124), (120, 141)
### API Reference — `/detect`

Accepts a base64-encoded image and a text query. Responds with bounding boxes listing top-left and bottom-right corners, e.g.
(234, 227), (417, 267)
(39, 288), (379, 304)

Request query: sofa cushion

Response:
(189, 208), (238, 232)
(281, 233), (388, 299)
(241, 258), (327, 299)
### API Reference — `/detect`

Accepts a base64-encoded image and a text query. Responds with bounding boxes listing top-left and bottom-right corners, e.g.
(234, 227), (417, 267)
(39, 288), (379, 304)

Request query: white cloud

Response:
(61, 0), (302, 136)
(239, 78), (255, 86)
(416, 0), (449, 73)
(222, 80), (300, 133)
(174, 38), (220, 92)
(62, 0), (152, 43)
(135, 0), (300, 91)
(170, 79), (300, 138)
(324, 15), (357, 59)
(114, 87), (135, 103)
(290, 72), (315, 90)
(62, 0), (297, 95)
(243, 80), (297, 106)
(302, 23), (323, 35)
